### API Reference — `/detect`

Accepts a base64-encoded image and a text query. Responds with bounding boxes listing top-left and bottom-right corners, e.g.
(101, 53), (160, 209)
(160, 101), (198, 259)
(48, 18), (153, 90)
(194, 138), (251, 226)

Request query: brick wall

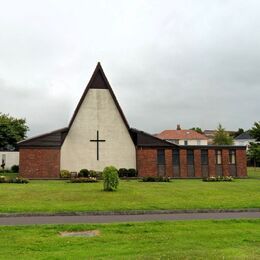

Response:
(222, 149), (229, 177)
(165, 149), (173, 177)
(179, 149), (187, 177)
(19, 148), (60, 179)
(208, 149), (216, 177)
(236, 149), (247, 177)
(194, 149), (201, 177)
(136, 148), (157, 177)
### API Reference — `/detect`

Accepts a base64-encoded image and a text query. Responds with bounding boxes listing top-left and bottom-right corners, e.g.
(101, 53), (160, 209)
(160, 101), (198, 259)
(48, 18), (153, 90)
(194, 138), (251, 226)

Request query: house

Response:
(155, 125), (208, 145)
(18, 63), (247, 178)
(234, 131), (255, 150)
(0, 151), (19, 170)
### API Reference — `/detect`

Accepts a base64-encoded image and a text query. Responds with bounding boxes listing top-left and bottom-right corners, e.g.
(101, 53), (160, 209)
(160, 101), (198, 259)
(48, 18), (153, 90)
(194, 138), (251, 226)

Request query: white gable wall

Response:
(61, 89), (136, 172)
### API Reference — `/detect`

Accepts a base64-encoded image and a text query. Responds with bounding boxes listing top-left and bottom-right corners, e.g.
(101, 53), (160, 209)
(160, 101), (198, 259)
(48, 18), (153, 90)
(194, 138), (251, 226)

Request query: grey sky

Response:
(0, 0), (259, 137)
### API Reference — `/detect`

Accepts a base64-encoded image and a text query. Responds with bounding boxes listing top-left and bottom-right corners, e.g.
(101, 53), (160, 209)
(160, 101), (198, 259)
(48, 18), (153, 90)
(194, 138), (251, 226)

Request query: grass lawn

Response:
(0, 169), (259, 213)
(0, 219), (259, 259)
(248, 167), (260, 179)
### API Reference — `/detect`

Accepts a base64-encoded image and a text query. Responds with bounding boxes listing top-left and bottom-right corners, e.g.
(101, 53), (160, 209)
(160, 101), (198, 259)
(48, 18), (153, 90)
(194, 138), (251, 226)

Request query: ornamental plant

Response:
(102, 166), (119, 191)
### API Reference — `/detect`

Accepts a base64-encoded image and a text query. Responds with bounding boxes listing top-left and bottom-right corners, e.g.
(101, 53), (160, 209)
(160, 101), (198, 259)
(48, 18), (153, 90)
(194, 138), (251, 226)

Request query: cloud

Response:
(0, 0), (259, 137)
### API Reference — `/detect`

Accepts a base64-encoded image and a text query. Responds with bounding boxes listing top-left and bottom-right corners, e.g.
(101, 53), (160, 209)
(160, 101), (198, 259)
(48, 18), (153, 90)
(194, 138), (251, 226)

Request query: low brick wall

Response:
(136, 147), (247, 178)
(19, 148), (60, 179)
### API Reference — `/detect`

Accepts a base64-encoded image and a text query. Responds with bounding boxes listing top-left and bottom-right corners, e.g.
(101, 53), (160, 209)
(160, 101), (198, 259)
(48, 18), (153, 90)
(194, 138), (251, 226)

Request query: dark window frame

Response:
(201, 149), (208, 165)
(172, 149), (180, 165)
(187, 149), (194, 165)
(157, 149), (165, 165)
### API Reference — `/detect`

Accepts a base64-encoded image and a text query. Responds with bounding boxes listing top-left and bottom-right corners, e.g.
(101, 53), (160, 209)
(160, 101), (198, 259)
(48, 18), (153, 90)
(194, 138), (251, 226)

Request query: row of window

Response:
(157, 149), (236, 165)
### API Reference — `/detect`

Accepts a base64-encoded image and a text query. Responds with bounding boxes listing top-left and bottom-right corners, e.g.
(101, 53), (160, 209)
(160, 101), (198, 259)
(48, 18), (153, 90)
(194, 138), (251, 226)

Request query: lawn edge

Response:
(1, 208), (260, 217)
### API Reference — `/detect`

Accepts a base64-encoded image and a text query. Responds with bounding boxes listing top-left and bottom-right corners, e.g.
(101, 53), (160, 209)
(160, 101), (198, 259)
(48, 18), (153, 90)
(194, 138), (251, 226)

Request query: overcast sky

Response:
(0, 0), (259, 137)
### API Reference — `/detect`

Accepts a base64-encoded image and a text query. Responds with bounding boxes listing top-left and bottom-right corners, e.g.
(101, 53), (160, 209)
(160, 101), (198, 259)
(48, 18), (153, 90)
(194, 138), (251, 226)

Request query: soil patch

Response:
(59, 230), (100, 237)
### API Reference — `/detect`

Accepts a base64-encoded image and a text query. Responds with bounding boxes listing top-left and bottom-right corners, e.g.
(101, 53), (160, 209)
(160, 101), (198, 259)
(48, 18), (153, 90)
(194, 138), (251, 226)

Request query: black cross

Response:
(90, 130), (106, 160)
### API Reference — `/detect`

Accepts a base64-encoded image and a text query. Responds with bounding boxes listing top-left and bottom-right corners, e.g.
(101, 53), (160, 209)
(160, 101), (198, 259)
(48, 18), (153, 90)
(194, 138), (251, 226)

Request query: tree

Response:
(248, 121), (260, 170)
(102, 166), (119, 191)
(212, 124), (234, 145)
(247, 142), (260, 170)
(250, 121), (260, 141)
(233, 128), (244, 138)
(190, 127), (203, 134)
(0, 113), (29, 150)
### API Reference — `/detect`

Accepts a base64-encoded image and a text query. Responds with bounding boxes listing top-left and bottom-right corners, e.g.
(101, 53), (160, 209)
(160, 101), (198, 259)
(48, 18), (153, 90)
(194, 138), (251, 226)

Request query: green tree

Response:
(190, 127), (203, 134)
(248, 121), (260, 170)
(250, 121), (260, 141)
(0, 113), (29, 150)
(234, 128), (244, 138)
(102, 166), (119, 191)
(213, 124), (234, 145)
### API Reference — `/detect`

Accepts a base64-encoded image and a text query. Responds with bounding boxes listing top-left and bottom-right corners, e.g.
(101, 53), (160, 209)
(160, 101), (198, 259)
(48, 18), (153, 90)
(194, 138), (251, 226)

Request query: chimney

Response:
(177, 124), (181, 130)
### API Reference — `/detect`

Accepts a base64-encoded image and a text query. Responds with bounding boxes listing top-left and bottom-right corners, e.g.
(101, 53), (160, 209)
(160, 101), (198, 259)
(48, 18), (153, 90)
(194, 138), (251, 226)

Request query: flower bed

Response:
(203, 176), (233, 182)
(70, 177), (98, 183)
(0, 176), (29, 184)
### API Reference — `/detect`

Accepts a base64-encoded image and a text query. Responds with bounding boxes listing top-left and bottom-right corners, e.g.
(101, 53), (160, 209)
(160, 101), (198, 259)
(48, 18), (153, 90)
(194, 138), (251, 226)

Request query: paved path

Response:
(0, 211), (259, 226)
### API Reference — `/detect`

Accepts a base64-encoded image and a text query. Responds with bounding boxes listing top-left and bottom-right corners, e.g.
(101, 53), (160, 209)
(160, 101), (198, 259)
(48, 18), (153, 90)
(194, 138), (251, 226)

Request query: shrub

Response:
(102, 166), (119, 191)
(142, 176), (170, 182)
(78, 169), (89, 178)
(11, 165), (19, 173)
(128, 168), (137, 177)
(60, 170), (71, 179)
(118, 168), (138, 177)
(202, 176), (234, 182)
(89, 170), (98, 178)
(70, 177), (98, 183)
(118, 168), (128, 177)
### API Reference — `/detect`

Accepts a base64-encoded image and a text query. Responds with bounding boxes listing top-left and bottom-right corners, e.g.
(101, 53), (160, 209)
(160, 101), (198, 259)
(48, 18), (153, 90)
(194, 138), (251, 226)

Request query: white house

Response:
(234, 131), (255, 150)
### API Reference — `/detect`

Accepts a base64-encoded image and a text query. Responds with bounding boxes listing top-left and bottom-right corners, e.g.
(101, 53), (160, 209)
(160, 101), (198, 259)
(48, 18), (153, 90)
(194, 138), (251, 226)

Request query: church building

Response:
(19, 63), (247, 178)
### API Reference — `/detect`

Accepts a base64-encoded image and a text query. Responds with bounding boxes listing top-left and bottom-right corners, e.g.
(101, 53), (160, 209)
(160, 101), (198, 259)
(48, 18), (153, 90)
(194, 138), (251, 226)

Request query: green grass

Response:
(0, 219), (259, 259)
(0, 172), (18, 179)
(0, 173), (259, 214)
(248, 167), (260, 179)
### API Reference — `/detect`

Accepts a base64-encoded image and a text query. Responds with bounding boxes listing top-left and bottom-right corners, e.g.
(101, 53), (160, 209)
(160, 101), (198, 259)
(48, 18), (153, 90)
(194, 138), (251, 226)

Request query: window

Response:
(216, 150), (222, 164)
(197, 140), (201, 145)
(187, 150), (194, 165)
(201, 150), (208, 165)
(229, 150), (236, 164)
(184, 140), (188, 145)
(157, 149), (165, 165)
(172, 149), (180, 165)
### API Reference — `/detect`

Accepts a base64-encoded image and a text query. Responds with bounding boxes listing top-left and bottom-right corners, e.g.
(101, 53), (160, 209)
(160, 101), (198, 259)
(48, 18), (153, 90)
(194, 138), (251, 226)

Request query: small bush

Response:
(118, 168), (128, 177)
(60, 170), (71, 179)
(118, 168), (138, 177)
(102, 166), (119, 191)
(11, 165), (19, 173)
(203, 176), (234, 182)
(70, 177), (98, 183)
(78, 169), (89, 178)
(89, 170), (100, 178)
(128, 168), (137, 177)
(142, 176), (170, 182)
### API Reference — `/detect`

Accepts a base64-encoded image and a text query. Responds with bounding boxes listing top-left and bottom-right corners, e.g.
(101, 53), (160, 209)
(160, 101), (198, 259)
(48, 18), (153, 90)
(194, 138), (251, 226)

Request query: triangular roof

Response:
(68, 62), (130, 130)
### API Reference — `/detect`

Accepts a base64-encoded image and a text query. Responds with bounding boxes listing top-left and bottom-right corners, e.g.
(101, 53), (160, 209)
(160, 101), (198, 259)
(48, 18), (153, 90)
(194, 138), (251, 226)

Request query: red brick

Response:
(137, 148), (157, 177)
(222, 149), (229, 176)
(165, 149), (173, 177)
(19, 148), (60, 179)
(236, 149), (247, 177)
(194, 149), (202, 177)
(208, 149), (216, 177)
(180, 149), (187, 177)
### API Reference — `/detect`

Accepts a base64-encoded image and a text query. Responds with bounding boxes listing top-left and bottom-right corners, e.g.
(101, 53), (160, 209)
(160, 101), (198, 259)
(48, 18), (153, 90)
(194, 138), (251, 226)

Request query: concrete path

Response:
(0, 211), (259, 226)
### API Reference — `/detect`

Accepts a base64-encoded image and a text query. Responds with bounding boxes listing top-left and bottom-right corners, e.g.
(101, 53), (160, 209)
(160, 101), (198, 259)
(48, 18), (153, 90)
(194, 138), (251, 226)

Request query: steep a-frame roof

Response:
(18, 63), (130, 148)
(68, 62), (130, 130)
